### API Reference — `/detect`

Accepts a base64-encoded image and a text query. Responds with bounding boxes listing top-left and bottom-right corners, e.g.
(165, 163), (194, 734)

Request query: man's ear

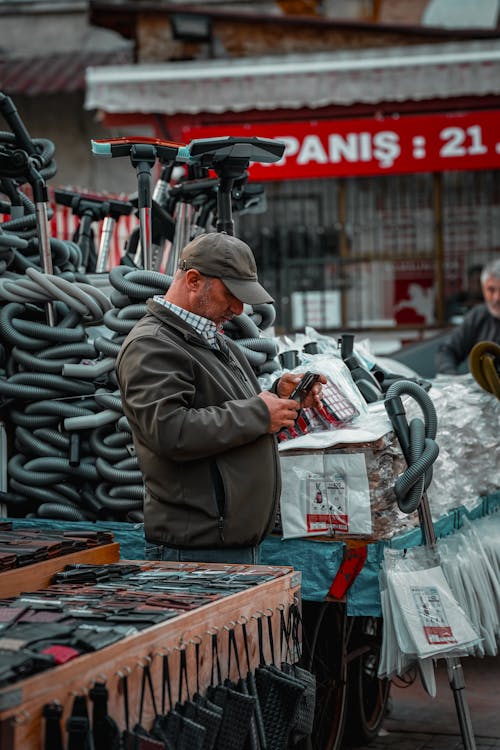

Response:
(185, 269), (202, 290)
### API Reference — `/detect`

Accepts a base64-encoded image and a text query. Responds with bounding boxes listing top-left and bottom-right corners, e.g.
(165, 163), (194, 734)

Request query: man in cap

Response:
(117, 232), (324, 564)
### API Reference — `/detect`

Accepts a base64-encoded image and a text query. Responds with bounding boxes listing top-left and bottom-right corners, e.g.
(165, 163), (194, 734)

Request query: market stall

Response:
(0, 541), (302, 750)
(0, 94), (499, 750)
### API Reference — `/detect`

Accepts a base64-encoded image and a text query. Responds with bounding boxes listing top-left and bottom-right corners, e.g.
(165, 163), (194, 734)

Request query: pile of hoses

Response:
(468, 341), (500, 400)
(0, 269), (114, 520)
(0, 262), (281, 522)
(0, 94), (282, 522)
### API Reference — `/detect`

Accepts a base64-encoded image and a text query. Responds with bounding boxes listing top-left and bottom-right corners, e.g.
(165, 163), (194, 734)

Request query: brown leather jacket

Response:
(116, 299), (281, 549)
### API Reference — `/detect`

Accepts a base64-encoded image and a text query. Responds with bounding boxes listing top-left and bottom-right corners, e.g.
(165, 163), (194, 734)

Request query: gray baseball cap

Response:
(178, 232), (273, 305)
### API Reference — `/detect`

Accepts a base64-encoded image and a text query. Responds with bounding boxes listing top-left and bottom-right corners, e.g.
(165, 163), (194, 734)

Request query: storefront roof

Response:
(0, 49), (133, 96)
(85, 38), (500, 115)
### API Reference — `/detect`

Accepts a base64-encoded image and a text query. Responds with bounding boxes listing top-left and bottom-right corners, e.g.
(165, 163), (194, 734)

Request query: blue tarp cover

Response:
(2, 491), (498, 617)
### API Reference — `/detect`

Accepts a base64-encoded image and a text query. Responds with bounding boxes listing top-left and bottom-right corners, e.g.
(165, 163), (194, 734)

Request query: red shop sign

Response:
(181, 110), (500, 181)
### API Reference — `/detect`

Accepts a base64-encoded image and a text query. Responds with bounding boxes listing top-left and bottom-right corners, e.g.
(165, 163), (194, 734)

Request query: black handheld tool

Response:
(289, 371), (320, 403)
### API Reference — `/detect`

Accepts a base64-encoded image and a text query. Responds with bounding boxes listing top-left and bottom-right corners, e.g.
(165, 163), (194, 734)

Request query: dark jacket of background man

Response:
(436, 304), (500, 374)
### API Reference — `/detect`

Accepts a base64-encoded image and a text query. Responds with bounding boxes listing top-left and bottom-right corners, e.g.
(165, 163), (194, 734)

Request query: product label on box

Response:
(411, 585), (457, 645)
(306, 473), (348, 533)
(279, 452), (372, 539)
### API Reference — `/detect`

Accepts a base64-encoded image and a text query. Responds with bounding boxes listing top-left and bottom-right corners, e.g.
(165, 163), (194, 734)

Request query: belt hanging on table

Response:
(242, 620), (267, 750)
(121, 664), (165, 750)
(89, 681), (120, 750)
(279, 605), (316, 745)
(151, 647), (205, 750)
(66, 693), (94, 750)
(43, 701), (64, 750)
(183, 639), (223, 750)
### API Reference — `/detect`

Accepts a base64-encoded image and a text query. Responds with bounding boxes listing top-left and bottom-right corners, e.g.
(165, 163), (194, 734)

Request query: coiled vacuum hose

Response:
(0, 258), (278, 519)
(34, 503), (90, 521)
(0, 295), (106, 516)
(468, 341), (500, 400)
(223, 311), (280, 374)
(89, 426), (131, 462)
(384, 380), (440, 514)
(108, 266), (171, 299)
(9, 399), (97, 428)
(12, 342), (97, 373)
(8, 454), (98, 485)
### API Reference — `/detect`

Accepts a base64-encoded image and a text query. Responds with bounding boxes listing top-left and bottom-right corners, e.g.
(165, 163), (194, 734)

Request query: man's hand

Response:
(276, 372), (327, 409)
(258, 391), (300, 433)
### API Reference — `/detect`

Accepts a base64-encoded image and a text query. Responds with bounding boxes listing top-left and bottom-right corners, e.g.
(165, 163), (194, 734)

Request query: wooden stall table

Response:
(0, 560), (301, 750)
(0, 542), (120, 599)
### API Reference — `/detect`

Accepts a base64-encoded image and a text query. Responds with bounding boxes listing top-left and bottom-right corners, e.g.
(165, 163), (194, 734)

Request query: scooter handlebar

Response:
(91, 136), (190, 163)
(188, 136), (285, 164)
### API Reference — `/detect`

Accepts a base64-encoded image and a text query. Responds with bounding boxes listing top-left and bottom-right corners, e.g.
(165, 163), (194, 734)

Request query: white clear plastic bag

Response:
(410, 376), (500, 518)
(381, 546), (481, 662)
(279, 452), (372, 539)
(438, 516), (500, 656)
(275, 355), (369, 445)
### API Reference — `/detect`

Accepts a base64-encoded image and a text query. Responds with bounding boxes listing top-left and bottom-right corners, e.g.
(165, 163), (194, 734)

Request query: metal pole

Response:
(138, 204), (152, 271)
(165, 201), (194, 276)
(447, 657), (477, 750)
(338, 179), (348, 328)
(95, 216), (116, 273)
(130, 144), (157, 272)
(34, 199), (56, 327)
(386, 391), (477, 750)
(433, 172), (445, 325)
(419, 491), (476, 750)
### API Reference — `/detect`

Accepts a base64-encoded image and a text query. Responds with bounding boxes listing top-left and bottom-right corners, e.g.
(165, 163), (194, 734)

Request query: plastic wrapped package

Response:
(279, 327), (340, 360)
(473, 513), (500, 586)
(404, 375), (500, 518)
(438, 515), (500, 656)
(378, 545), (481, 682)
(276, 356), (368, 443)
(263, 352), (498, 534)
(258, 329), (343, 391)
(278, 431), (417, 541)
(279, 451), (371, 538)
(378, 562), (414, 682)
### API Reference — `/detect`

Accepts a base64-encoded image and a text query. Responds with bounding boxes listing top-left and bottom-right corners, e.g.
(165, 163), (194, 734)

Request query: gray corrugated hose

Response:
(384, 380), (439, 514)
(223, 310), (280, 374)
(89, 426), (131, 462)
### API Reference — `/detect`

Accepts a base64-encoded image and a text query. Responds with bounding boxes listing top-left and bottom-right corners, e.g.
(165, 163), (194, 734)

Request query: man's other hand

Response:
(258, 391), (300, 433)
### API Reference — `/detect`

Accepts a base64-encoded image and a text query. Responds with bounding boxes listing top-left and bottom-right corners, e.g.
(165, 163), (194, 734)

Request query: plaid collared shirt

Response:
(153, 295), (221, 349)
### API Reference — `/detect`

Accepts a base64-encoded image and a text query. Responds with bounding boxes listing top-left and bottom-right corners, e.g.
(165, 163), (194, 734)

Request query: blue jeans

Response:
(144, 541), (262, 565)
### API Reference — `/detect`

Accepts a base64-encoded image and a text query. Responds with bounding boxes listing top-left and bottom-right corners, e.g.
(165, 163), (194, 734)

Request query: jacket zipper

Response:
(185, 331), (258, 540)
(218, 516), (225, 542)
(225, 349), (255, 398)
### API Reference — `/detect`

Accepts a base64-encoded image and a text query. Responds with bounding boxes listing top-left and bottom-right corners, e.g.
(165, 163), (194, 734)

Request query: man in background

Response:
(436, 258), (500, 375)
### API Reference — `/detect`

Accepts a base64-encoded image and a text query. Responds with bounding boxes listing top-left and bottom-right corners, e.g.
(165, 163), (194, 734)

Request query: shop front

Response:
(85, 38), (500, 336)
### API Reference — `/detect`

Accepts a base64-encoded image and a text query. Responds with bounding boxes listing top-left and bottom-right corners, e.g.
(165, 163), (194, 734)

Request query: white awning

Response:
(85, 39), (500, 115)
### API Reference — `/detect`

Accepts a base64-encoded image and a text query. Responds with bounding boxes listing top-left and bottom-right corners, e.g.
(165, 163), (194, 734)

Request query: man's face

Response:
(195, 277), (244, 326)
(482, 274), (500, 319)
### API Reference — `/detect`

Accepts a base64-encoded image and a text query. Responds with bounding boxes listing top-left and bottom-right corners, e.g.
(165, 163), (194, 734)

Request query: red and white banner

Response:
(182, 110), (500, 181)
